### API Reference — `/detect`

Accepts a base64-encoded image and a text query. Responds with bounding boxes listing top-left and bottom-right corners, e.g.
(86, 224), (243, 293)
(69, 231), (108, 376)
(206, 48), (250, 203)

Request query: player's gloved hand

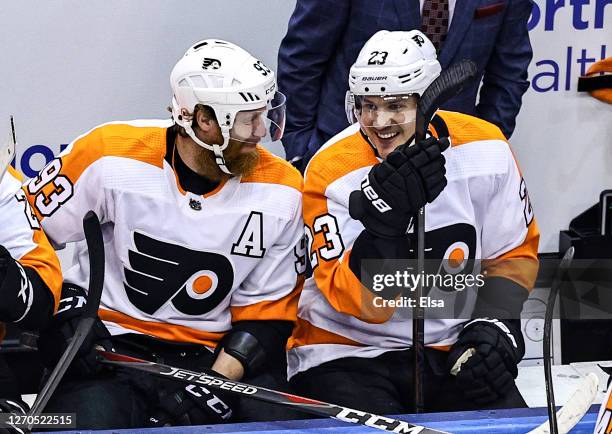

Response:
(349, 136), (449, 238)
(0, 246), (22, 324)
(148, 372), (235, 427)
(0, 397), (29, 434)
(37, 283), (113, 377)
(0, 245), (13, 282)
(447, 318), (525, 404)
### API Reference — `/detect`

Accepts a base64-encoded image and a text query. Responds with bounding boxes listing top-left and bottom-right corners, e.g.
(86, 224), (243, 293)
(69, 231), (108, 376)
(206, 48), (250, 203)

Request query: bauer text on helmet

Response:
(346, 30), (441, 158)
(170, 39), (286, 174)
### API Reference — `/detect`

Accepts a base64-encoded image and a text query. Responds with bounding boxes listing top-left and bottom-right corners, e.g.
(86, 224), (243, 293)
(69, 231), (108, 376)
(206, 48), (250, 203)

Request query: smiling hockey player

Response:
(288, 30), (539, 414)
(26, 40), (304, 429)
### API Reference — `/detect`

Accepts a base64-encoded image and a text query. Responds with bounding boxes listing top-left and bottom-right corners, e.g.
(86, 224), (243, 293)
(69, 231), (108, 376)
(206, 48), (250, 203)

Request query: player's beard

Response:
(197, 140), (260, 181)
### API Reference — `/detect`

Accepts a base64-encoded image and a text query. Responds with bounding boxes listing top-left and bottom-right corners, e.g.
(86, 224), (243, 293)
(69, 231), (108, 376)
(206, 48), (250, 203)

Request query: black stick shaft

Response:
(28, 211), (104, 423)
(411, 59), (478, 413)
(98, 350), (449, 434)
(543, 247), (575, 434)
(413, 127), (426, 414)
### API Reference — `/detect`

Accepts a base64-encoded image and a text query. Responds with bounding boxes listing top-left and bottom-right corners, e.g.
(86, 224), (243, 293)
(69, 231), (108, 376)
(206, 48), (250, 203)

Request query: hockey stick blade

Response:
(415, 59), (478, 140)
(0, 116), (17, 181)
(97, 350), (449, 434)
(28, 211), (105, 424)
(527, 372), (599, 434)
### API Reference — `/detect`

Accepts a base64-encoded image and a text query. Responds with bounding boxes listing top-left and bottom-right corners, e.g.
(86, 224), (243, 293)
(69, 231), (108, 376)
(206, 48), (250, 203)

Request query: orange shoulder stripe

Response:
(305, 131), (377, 192)
(241, 146), (303, 192)
(57, 123), (167, 187)
(433, 111), (507, 147)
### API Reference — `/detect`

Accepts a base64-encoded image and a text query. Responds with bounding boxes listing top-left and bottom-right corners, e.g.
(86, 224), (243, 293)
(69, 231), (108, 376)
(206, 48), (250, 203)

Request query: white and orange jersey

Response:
(0, 166), (62, 314)
(287, 111), (539, 379)
(24, 120), (304, 349)
(596, 380), (612, 433)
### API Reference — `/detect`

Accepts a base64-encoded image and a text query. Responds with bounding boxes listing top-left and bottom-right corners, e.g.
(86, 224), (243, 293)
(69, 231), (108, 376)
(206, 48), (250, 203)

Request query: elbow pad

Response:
(215, 330), (266, 377)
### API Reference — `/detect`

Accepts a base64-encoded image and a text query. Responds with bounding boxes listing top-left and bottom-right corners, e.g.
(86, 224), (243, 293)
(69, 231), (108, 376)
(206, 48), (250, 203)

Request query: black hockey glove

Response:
(0, 245), (11, 282)
(0, 398), (29, 434)
(447, 318), (525, 404)
(349, 136), (449, 238)
(37, 283), (112, 378)
(148, 371), (235, 427)
(0, 246), (21, 323)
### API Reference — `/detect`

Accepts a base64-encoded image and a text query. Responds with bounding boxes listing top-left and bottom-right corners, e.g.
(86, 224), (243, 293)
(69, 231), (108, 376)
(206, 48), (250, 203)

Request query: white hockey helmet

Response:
(170, 39), (285, 174)
(346, 30), (441, 124)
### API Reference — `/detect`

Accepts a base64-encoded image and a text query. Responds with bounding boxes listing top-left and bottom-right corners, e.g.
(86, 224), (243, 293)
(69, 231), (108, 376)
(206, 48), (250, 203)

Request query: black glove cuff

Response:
(473, 276), (530, 320)
(215, 330), (266, 377)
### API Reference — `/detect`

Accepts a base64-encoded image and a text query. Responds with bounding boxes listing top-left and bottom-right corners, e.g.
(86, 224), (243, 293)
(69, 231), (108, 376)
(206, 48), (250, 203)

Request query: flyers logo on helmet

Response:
(202, 58), (221, 70)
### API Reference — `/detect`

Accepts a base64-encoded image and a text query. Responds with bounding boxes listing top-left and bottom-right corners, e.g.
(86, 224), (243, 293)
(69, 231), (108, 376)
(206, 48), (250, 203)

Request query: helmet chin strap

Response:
(212, 144), (232, 175)
(183, 123), (233, 175)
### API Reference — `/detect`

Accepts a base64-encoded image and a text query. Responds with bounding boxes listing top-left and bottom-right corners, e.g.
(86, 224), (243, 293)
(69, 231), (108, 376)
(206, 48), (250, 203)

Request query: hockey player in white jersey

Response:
(288, 30), (539, 414)
(26, 40), (305, 429)
(0, 138), (62, 425)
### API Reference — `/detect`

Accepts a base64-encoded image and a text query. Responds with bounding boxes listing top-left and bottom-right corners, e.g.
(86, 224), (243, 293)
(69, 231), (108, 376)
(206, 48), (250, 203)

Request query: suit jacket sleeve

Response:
(475, 0), (534, 138)
(277, 0), (350, 161)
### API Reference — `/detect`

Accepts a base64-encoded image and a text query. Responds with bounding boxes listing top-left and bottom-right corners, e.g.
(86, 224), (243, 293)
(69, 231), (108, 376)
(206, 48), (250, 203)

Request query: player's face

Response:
(357, 95), (417, 159)
(191, 119), (260, 179)
(230, 108), (268, 153)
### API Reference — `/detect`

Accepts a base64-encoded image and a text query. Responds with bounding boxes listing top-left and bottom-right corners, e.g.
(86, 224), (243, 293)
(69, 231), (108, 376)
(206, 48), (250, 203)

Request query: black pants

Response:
(0, 355), (20, 401)
(291, 348), (526, 415)
(43, 334), (301, 430)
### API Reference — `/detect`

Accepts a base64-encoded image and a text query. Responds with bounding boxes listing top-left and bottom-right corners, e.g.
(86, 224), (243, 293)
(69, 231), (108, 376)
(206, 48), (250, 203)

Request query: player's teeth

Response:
(377, 132), (398, 139)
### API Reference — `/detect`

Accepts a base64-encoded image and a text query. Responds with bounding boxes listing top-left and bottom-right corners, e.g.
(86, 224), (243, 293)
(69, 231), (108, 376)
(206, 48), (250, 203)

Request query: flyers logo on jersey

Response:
(407, 222), (477, 285)
(124, 231), (234, 316)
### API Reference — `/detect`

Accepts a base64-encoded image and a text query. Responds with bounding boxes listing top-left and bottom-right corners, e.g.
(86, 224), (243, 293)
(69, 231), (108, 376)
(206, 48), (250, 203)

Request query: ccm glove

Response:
(148, 371), (235, 427)
(37, 283), (112, 377)
(448, 318), (525, 404)
(349, 136), (449, 238)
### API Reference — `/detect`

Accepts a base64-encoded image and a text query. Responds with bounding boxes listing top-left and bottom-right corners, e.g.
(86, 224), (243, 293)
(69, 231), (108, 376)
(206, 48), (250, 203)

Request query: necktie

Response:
(421, 0), (449, 52)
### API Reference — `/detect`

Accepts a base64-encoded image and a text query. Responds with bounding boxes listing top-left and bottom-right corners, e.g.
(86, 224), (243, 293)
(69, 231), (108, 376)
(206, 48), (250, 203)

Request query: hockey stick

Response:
(27, 211), (105, 425)
(527, 372), (598, 434)
(97, 350), (450, 434)
(0, 116), (17, 181)
(532, 247), (577, 434)
(412, 59), (478, 412)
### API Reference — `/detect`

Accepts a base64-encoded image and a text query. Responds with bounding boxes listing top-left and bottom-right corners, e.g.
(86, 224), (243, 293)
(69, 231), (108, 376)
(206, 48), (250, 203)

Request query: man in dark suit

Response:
(277, 0), (534, 169)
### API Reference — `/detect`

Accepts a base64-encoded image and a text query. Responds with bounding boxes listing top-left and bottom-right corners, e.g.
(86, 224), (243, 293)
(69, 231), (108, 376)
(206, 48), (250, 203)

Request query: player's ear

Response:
(194, 106), (218, 132)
